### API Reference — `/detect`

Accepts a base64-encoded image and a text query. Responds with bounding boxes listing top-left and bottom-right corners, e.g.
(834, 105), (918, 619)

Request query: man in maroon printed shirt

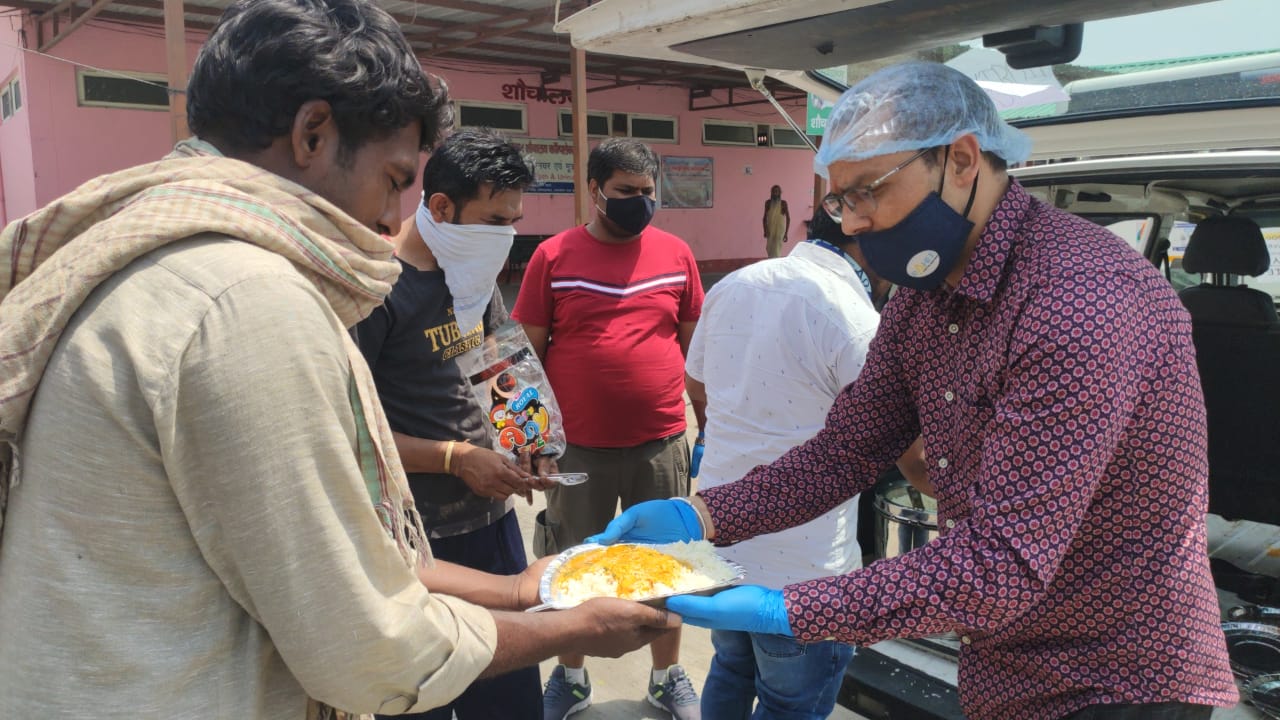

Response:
(589, 62), (1238, 720)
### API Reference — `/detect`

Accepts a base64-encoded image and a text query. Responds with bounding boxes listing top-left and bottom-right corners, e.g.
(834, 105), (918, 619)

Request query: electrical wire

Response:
(0, 38), (181, 93)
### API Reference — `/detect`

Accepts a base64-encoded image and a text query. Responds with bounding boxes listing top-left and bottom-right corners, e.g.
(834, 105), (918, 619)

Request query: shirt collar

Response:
(793, 239), (859, 280)
(949, 179), (1033, 304)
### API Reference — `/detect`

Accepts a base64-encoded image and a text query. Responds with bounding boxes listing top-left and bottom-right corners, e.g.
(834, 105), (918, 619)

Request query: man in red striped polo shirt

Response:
(512, 138), (705, 720)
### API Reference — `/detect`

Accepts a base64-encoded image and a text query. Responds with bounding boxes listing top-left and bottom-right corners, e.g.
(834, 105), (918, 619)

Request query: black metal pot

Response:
(1223, 622), (1280, 681)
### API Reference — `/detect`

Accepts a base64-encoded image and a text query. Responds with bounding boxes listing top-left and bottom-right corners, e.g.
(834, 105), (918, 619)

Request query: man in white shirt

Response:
(685, 210), (892, 720)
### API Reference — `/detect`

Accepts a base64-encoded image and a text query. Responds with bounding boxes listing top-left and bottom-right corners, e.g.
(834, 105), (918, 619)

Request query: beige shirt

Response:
(0, 237), (497, 718)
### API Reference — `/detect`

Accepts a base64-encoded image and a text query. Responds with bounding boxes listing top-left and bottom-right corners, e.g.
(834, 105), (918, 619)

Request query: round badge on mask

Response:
(907, 250), (942, 279)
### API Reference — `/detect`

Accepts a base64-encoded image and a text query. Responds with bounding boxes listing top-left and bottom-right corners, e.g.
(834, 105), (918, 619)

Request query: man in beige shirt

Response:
(0, 1), (676, 718)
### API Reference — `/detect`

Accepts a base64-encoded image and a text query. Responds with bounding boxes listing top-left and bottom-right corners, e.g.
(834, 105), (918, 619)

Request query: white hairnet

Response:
(814, 61), (1032, 178)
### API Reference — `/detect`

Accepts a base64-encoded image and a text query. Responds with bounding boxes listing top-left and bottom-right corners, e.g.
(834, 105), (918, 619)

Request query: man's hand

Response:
(452, 444), (532, 500)
(564, 598), (683, 658)
(483, 598), (683, 677)
(586, 498), (704, 545)
(666, 585), (792, 635)
(512, 555), (554, 610)
(516, 452), (559, 497)
(532, 453), (559, 477)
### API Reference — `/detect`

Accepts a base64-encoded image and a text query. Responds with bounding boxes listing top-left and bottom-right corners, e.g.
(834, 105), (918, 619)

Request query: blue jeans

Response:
(702, 629), (855, 720)
(377, 511), (541, 720)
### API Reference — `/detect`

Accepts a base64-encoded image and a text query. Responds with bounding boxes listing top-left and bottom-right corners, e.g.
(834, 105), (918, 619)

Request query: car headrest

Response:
(1182, 215), (1270, 277)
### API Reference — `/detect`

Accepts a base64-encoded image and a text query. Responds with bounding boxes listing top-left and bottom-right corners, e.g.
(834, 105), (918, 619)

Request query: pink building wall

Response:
(433, 70), (815, 266)
(0, 19), (35, 225)
(18, 24), (204, 211)
(0, 17), (816, 266)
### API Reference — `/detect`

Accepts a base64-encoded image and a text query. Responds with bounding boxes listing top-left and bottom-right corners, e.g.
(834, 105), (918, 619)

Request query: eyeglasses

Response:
(822, 147), (933, 221)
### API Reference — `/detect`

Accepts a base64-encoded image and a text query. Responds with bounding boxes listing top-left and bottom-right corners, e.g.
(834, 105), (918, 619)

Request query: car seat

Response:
(1178, 215), (1278, 328)
(1178, 215), (1280, 525)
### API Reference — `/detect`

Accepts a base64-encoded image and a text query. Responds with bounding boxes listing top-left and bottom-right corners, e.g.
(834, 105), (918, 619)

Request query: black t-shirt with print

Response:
(353, 260), (508, 538)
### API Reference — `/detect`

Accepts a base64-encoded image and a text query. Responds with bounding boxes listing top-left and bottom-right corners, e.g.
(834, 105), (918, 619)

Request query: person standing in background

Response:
(762, 185), (790, 258)
(513, 138), (705, 720)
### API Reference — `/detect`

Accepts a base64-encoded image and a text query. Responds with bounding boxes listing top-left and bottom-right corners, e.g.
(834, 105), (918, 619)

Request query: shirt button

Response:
(938, 458), (949, 469)
(948, 323), (960, 334)
(961, 635), (972, 645)
(945, 519), (956, 529)
(944, 391), (955, 402)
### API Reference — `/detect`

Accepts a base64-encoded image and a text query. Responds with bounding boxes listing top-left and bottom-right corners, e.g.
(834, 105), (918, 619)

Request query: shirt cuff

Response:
(387, 595), (498, 714)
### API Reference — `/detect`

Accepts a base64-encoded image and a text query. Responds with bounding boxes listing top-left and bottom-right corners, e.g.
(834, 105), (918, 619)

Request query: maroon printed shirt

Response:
(700, 181), (1238, 720)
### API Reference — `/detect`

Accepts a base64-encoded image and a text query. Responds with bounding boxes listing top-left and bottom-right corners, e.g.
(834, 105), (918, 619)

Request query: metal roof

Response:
(2, 0), (783, 93)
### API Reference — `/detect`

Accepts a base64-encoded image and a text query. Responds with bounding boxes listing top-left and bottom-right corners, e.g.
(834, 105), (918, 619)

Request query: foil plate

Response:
(536, 542), (745, 611)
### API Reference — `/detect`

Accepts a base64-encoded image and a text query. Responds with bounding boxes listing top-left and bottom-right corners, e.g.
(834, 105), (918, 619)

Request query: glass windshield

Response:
(823, 0), (1280, 125)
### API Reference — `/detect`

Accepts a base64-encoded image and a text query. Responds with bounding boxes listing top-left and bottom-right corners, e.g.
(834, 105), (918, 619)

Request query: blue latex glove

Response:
(666, 585), (793, 636)
(690, 432), (705, 479)
(585, 498), (703, 545)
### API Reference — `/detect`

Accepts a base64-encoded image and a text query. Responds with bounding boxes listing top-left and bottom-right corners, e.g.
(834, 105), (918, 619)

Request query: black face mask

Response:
(856, 147), (978, 291)
(598, 190), (656, 236)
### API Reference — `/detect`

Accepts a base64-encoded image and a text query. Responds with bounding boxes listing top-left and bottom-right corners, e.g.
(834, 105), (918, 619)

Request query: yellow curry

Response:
(554, 544), (693, 599)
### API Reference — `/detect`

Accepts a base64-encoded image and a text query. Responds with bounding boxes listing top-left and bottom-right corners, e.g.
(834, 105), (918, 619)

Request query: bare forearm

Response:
(482, 610), (587, 677)
(417, 560), (520, 611)
(685, 375), (708, 432)
(522, 324), (549, 364)
(691, 397), (707, 432)
(391, 431), (450, 474)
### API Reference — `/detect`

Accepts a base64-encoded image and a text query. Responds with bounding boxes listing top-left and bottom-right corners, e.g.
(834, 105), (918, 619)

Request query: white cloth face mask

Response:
(415, 202), (516, 336)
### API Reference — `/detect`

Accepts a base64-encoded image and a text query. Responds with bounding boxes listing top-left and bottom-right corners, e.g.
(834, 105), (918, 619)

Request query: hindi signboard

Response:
(659, 156), (713, 209)
(500, 79), (573, 105)
(510, 138), (575, 194)
(806, 65), (847, 136)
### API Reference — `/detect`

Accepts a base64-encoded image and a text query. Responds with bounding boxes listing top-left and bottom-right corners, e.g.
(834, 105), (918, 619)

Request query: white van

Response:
(557, 1), (1280, 717)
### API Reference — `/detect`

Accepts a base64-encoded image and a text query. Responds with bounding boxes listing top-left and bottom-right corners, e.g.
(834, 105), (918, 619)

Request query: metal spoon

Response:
(542, 473), (588, 486)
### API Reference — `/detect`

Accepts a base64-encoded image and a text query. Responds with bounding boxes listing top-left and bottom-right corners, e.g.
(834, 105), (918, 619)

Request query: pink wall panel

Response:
(4, 19), (817, 264)
(0, 19), (36, 222)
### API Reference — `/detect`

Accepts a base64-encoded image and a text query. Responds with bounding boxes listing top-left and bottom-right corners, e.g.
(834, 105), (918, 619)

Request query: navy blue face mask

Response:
(598, 190), (656, 237)
(857, 148), (978, 291)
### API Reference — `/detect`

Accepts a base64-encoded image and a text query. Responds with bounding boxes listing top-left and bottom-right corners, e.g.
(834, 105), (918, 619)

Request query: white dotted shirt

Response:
(686, 241), (879, 588)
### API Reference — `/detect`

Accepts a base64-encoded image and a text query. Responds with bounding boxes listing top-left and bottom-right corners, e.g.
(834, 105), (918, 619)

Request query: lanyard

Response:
(808, 239), (873, 297)
(808, 238), (846, 258)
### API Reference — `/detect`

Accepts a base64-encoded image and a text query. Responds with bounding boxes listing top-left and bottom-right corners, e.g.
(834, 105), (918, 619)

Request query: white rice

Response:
(553, 540), (739, 604)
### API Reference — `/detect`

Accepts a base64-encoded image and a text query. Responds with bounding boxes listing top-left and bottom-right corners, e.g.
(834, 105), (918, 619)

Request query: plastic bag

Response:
(462, 323), (566, 460)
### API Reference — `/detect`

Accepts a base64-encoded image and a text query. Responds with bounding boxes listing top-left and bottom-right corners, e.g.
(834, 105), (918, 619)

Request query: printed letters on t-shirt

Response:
(423, 307), (483, 361)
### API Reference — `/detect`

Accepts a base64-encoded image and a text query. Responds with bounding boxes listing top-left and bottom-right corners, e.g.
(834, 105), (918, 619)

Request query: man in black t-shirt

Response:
(355, 129), (551, 720)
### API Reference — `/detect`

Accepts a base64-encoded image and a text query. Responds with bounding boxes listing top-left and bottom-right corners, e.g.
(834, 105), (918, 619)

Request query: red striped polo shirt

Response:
(512, 224), (703, 447)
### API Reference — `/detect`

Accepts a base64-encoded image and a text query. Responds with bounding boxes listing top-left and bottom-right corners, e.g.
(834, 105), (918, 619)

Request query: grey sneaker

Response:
(646, 665), (701, 720)
(543, 665), (592, 720)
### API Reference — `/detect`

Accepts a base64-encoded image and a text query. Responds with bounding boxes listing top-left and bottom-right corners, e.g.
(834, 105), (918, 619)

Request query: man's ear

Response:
(946, 134), (983, 188)
(425, 192), (454, 223)
(289, 99), (341, 171)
